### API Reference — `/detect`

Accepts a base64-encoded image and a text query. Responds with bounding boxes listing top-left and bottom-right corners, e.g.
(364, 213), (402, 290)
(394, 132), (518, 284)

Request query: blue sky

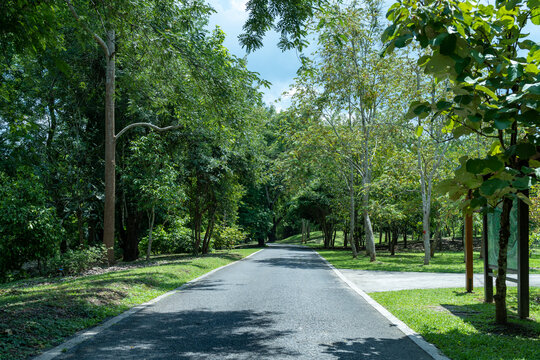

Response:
(208, 0), (303, 109)
(208, 0), (540, 109)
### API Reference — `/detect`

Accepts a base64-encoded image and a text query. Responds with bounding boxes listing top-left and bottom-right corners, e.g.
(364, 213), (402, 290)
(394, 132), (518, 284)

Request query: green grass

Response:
(0, 248), (260, 360)
(319, 249), (489, 273)
(279, 232), (540, 274)
(370, 287), (540, 360)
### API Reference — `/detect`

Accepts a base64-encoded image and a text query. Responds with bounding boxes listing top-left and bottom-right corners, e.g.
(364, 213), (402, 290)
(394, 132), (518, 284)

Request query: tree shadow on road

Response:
(58, 309), (298, 359)
(320, 337), (432, 360)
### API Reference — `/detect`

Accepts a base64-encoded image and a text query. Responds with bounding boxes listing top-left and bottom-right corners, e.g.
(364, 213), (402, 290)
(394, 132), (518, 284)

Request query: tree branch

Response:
(66, 0), (109, 57)
(115, 123), (183, 140)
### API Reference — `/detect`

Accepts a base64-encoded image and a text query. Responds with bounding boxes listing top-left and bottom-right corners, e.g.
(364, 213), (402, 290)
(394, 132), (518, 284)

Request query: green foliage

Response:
(213, 226), (247, 250)
(383, 0), (540, 210)
(0, 170), (63, 280)
(0, 0), (64, 57)
(240, 0), (315, 51)
(46, 245), (107, 276)
(138, 219), (193, 255)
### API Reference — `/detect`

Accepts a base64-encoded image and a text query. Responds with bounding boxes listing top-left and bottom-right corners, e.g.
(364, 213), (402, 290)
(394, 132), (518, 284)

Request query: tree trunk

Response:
(121, 210), (141, 262)
(202, 211), (216, 254)
(379, 230), (383, 244)
(495, 197), (512, 324)
(349, 161), (358, 257)
(145, 206), (156, 261)
(403, 229), (408, 249)
(422, 207), (431, 265)
(430, 222), (442, 258)
(390, 228), (399, 256)
(302, 219), (307, 244)
(193, 212), (203, 255)
(364, 211), (376, 261)
(103, 30), (116, 265)
(268, 218), (278, 242)
(322, 221), (331, 248)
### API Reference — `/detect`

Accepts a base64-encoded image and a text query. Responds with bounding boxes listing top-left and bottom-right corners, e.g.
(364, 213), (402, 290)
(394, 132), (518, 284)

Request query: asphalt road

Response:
(55, 245), (433, 359)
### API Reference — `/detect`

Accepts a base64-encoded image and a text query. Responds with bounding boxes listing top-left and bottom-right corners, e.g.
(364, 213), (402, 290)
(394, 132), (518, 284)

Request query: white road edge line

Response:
(311, 249), (451, 360)
(34, 248), (265, 360)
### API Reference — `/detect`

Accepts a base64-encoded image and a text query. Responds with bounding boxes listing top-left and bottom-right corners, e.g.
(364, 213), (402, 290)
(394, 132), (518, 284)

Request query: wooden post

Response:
(465, 211), (474, 292)
(483, 214), (493, 302)
(517, 190), (529, 319)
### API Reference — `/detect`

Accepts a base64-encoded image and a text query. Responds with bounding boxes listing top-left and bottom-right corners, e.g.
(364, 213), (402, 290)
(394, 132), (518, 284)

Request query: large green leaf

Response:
(439, 33), (457, 56)
(530, 1), (540, 25)
(523, 82), (540, 94)
(425, 54), (455, 76)
(475, 84), (499, 100)
(466, 157), (504, 174)
(394, 33), (412, 48)
(494, 118), (513, 130)
(436, 100), (453, 110)
(479, 178), (509, 196)
(512, 176), (532, 190)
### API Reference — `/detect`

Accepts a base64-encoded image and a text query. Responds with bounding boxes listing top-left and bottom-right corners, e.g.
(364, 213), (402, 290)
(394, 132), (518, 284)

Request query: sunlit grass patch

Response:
(370, 287), (540, 360)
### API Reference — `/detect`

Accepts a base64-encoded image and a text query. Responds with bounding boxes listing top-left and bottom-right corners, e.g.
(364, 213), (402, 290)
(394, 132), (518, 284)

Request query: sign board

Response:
(486, 199), (518, 271)
(483, 193), (529, 319)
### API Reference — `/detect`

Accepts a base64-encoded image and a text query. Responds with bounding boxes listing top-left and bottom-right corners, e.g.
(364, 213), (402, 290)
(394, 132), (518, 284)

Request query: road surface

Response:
(55, 245), (433, 359)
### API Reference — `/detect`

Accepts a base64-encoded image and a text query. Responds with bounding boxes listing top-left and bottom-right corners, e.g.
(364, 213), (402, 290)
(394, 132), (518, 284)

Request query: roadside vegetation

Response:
(0, 248), (260, 360)
(370, 287), (540, 360)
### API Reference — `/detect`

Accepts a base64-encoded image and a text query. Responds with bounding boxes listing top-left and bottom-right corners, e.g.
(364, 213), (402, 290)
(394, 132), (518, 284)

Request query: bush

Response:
(138, 218), (193, 255)
(46, 245), (107, 275)
(0, 170), (63, 280)
(213, 226), (246, 250)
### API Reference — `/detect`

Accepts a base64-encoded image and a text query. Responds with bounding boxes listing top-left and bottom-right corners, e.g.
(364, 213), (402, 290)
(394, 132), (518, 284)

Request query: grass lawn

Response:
(370, 287), (540, 360)
(0, 248), (260, 360)
(279, 232), (540, 274)
(319, 249), (489, 273)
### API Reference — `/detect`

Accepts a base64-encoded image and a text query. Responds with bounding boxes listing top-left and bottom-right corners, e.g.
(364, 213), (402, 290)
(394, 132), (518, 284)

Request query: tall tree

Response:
(64, 0), (207, 263)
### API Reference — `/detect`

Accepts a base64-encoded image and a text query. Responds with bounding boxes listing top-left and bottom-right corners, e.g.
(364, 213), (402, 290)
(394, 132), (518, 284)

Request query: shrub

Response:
(138, 218), (193, 255)
(46, 245), (107, 275)
(0, 170), (63, 280)
(213, 226), (246, 250)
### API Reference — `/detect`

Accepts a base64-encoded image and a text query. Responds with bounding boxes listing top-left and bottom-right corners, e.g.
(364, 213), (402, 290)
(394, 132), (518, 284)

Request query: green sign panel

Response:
(487, 199), (518, 271)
